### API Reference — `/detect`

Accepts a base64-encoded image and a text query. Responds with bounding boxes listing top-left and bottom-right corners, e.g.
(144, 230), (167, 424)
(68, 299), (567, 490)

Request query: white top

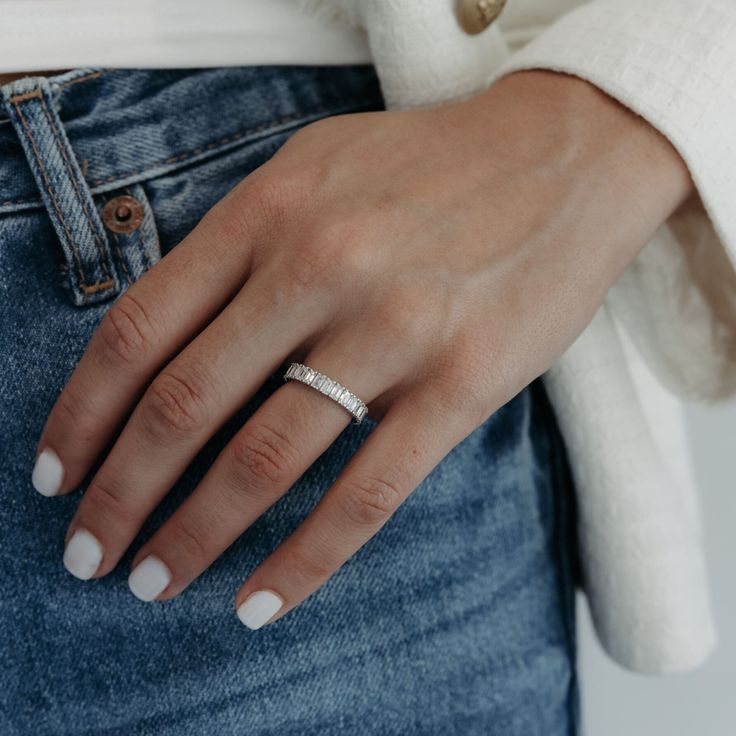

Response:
(0, 0), (371, 71)
(2, 0), (734, 676)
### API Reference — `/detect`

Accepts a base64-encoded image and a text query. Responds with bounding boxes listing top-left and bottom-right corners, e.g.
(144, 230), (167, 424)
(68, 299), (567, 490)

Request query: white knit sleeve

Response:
(490, 0), (736, 402)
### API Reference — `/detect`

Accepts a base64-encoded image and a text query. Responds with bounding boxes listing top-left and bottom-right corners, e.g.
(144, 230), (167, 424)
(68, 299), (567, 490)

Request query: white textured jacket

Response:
(302, 0), (736, 674)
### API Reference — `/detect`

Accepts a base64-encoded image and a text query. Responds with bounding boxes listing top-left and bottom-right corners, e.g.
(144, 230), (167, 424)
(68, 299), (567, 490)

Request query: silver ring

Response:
(283, 362), (368, 424)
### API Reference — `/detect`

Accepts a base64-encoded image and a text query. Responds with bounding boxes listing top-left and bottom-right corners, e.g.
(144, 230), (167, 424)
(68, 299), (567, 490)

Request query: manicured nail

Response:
(128, 555), (172, 602)
(32, 447), (64, 497)
(237, 590), (284, 630)
(63, 529), (103, 580)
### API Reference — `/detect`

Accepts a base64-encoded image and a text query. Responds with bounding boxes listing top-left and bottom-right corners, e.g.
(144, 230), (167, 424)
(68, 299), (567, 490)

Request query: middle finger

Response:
(126, 351), (383, 601)
(61, 268), (325, 581)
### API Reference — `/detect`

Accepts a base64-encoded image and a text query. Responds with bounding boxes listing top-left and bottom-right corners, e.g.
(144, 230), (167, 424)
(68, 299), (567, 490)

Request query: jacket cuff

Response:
(489, 0), (736, 401)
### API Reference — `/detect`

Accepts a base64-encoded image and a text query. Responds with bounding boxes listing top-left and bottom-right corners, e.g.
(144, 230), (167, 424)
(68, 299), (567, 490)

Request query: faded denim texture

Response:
(0, 67), (578, 735)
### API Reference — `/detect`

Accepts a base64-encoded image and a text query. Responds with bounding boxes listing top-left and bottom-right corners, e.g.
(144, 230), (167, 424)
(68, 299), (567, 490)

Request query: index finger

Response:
(31, 198), (257, 497)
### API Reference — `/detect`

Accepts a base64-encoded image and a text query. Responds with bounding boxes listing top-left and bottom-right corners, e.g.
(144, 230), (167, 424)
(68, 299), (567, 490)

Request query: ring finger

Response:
(124, 344), (394, 601)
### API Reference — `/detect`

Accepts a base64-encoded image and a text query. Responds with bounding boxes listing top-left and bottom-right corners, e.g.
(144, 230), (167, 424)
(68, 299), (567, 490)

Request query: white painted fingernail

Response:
(128, 555), (172, 602)
(63, 529), (103, 580)
(32, 447), (64, 497)
(237, 590), (284, 630)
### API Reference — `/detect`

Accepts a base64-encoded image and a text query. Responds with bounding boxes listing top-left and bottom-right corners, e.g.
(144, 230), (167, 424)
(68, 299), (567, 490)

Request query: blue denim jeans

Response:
(0, 66), (578, 735)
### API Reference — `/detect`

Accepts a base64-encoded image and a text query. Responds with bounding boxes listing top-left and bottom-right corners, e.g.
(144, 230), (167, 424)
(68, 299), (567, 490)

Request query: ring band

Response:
(283, 362), (368, 424)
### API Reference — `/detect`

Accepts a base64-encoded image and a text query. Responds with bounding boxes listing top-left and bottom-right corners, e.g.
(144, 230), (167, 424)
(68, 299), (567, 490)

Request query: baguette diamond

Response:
(283, 362), (368, 424)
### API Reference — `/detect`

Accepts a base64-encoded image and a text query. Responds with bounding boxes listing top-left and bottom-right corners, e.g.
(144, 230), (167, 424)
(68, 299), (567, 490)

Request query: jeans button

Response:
(457, 0), (507, 34)
(102, 194), (144, 234)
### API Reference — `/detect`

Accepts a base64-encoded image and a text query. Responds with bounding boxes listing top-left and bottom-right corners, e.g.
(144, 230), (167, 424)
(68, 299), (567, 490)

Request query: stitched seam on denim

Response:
(126, 185), (153, 271)
(60, 71), (104, 89)
(89, 97), (373, 186)
(1, 98), (379, 208)
(38, 92), (111, 280)
(8, 89), (43, 104)
(10, 97), (89, 289)
(11, 98), (114, 295)
(100, 193), (133, 286)
(0, 195), (39, 207)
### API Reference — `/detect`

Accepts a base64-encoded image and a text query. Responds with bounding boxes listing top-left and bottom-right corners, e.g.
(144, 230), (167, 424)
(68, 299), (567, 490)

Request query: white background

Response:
(580, 402), (736, 735)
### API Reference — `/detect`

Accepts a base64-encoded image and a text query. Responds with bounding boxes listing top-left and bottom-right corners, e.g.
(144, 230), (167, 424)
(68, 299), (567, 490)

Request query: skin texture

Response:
(35, 69), (694, 624)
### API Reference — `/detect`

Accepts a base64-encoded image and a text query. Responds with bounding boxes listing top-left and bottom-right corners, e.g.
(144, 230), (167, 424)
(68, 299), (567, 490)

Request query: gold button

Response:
(102, 195), (144, 234)
(457, 0), (507, 35)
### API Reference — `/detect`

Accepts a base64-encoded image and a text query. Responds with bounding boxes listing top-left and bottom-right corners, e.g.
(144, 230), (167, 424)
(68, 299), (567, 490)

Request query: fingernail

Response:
(32, 447), (64, 497)
(63, 529), (103, 580)
(128, 555), (172, 602)
(237, 590), (284, 630)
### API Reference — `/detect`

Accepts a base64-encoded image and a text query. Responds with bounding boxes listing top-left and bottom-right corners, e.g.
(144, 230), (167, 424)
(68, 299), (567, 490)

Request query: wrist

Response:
(493, 69), (693, 207)
(463, 69), (695, 275)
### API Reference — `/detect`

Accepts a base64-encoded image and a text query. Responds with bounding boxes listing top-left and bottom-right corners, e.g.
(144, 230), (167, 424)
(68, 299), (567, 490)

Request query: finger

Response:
(61, 265), (327, 580)
(233, 392), (471, 629)
(31, 190), (261, 498)
(123, 345), (391, 601)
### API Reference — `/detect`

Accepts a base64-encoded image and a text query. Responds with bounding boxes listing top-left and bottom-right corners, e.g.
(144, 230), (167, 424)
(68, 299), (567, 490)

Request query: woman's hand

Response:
(31, 70), (693, 628)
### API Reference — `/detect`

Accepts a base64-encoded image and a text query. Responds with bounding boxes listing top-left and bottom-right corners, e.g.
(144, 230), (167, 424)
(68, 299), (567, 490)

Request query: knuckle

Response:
(228, 422), (298, 491)
(141, 366), (210, 442)
(97, 291), (155, 367)
(375, 292), (430, 348)
(86, 477), (138, 526)
(50, 386), (97, 444)
(433, 361), (496, 431)
(339, 475), (403, 528)
(281, 247), (334, 294)
(54, 388), (83, 426)
(282, 217), (371, 295)
(167, 517), (210, 561)
(245, 161), (322, 227)
(220, 178), (282, 242)
(199, 166), (302, 254)
(317, 218), (366, 270)
(288, 540), (334, 583)
(283, 234), (346, 294)
(267, 159), (324, 200)
(315, 216), (359, 253)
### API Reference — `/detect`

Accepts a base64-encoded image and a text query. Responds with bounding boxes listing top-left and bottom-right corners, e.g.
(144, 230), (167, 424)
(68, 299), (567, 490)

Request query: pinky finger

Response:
(233, 390), (473, 630)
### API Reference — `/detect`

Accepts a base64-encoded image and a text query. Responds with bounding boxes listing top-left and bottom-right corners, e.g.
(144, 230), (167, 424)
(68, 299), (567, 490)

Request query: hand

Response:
(32, 70), (693, 628)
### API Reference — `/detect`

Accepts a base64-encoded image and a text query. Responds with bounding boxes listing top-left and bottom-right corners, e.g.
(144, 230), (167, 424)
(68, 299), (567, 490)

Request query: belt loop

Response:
(1, 76), (120, 306)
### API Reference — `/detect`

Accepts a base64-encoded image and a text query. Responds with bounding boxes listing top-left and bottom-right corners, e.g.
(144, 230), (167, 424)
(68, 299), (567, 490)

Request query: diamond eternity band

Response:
(283, 362), (368, 424)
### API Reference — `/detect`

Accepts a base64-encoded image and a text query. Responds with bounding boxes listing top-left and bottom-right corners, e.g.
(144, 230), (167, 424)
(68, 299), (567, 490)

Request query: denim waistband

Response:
(0, 65), (382, 214)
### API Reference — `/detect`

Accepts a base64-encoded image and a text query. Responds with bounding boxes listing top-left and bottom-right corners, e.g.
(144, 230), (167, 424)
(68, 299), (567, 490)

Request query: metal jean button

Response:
(102, 194), (144, 234)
